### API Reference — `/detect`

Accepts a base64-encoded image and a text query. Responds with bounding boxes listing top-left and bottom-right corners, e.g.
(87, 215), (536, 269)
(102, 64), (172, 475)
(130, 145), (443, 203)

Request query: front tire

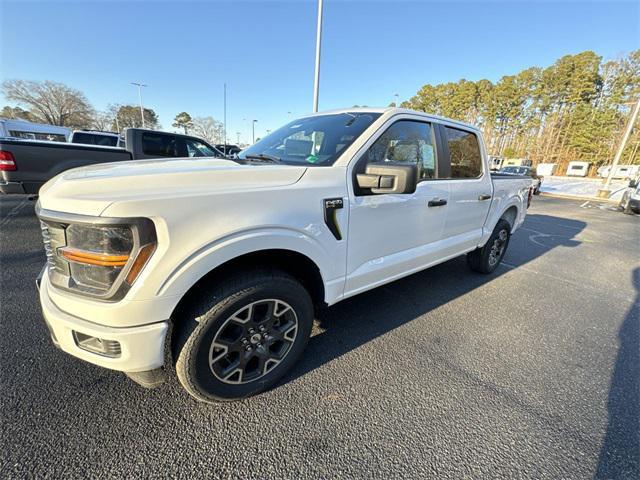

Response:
(173, 270), (313, 402)
(467, 219), (511, 274)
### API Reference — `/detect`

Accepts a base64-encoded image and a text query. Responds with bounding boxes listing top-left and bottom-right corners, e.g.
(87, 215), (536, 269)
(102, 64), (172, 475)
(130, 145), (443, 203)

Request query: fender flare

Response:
(156, 227), (335, 300)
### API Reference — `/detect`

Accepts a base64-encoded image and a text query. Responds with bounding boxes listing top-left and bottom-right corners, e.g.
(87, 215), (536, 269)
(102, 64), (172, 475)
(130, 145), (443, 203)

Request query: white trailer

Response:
(566, 161), (590, 177)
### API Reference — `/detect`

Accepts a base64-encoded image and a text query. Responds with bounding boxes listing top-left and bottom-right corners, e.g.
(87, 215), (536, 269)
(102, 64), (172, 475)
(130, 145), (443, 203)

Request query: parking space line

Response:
(0, 198), (31, 228)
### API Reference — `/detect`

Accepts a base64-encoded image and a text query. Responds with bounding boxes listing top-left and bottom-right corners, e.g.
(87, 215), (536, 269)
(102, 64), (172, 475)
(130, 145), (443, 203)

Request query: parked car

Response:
(214, 144), (242, 157)
(35, 107), (532, 402)
(619, 177), (640, 214)
(69, 130), (124, 147)
(498, 165), (543, 194)
(0, 118), (70, 142)
(0, 128), (225, 194)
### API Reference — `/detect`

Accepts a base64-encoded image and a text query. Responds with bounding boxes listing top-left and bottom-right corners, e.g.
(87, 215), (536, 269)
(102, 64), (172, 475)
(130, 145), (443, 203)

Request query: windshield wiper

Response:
(243, 153), (282, 164)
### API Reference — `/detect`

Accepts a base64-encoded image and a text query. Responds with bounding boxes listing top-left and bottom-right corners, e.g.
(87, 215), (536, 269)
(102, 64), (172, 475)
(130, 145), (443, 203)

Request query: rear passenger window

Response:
(444, 127), (482, 178)
(142, 133), (180, 157)
(361, 120), (436, 180)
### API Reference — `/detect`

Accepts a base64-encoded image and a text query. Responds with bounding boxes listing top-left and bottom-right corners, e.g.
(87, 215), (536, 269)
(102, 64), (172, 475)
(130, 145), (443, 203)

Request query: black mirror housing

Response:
(357, 163), (418, 194)
(629, 178), (638, 188)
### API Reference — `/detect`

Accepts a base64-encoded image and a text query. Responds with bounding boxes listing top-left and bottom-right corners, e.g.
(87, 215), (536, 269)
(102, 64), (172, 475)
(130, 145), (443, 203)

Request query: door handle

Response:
(478, 194), (492, 201)
(428, 198), (447, 207)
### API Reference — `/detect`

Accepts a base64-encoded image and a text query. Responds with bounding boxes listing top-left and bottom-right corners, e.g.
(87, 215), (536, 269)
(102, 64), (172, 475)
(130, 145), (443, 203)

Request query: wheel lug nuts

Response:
(241, 339), (248, 345)
(245, 345), (252, 351)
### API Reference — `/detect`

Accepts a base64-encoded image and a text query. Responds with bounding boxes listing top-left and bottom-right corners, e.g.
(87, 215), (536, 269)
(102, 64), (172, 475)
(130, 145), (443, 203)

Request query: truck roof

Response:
(304, 107), (480, 132)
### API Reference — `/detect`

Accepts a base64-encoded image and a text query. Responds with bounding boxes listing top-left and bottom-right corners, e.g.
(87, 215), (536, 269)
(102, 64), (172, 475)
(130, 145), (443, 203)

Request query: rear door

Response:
(345, 117), (450, 296)
(437, 124), (492, 253)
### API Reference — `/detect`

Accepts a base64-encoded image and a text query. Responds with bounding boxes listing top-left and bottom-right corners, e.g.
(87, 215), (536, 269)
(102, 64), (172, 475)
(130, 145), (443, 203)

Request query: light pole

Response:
(223, 83), (227, 151)
(394, 93), (399, 107)
(236, 131), (241, 144)
(598, 98), (640, 198)
(131, 82), (148, 128)
(312, 0), (323, 112)
(252, 119), (258, 144)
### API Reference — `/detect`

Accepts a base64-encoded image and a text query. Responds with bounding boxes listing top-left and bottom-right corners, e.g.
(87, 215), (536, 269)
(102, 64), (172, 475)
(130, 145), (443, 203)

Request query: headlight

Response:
(37, 207), (156, 301)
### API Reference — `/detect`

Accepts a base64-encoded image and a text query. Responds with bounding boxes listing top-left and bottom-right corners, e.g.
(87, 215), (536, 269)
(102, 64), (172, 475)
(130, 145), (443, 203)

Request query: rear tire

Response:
(173, 269), (313, 402)
(620, 193), (634, 215)
(467, 219), (511, 274)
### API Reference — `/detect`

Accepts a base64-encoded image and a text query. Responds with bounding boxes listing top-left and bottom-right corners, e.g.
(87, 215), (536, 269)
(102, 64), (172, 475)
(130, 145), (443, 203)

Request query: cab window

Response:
(185, 138), (221, 157)
(443, 127), (482, 178)
(360, 120), (436, 180)
(141, 133), (182, 157)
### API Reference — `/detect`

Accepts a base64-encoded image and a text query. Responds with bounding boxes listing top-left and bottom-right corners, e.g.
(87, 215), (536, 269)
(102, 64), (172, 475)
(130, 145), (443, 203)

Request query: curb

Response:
(539, 192), (619, 204)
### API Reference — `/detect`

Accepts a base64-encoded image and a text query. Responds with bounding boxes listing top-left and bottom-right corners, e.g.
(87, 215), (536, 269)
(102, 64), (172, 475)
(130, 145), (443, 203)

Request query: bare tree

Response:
(190, 116), (224, 143)
(91, 111), (115, 131)
(2, 79), (94, 128)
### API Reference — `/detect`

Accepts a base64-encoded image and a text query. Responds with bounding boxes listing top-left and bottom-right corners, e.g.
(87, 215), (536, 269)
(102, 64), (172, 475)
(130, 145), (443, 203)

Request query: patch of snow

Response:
(540, 176), (627, 200)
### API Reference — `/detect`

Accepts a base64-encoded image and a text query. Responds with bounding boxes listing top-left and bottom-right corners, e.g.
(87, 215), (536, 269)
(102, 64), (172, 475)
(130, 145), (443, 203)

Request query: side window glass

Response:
(142, 133), (179, 157)
(362, 120), (436, 180)
(444, 127), (482, 178)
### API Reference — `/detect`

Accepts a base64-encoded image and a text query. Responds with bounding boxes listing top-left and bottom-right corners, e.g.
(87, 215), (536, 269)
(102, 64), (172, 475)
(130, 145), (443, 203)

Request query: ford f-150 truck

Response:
(35, 108), (533, 402)
(0, 128), (224, 194)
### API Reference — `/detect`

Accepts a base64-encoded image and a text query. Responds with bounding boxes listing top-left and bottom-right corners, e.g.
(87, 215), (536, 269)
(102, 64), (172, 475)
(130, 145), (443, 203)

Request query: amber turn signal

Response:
(125, 243), (156, 284)
(60, 247), (129, 267)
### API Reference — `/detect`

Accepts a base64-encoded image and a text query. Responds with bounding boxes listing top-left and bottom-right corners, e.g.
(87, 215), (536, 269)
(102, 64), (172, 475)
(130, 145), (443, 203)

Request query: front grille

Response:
(40, 221), (55, 270)
(40, 220), (67, 275)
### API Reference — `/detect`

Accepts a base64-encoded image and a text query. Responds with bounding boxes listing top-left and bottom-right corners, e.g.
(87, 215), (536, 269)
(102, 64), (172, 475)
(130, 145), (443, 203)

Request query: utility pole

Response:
(394, 93), (399, 107)
(223, 83), (227, 152)
(252, 119), (258, 144)
(312, 0), (323, 112)
(598, 99), (640, 197)
(131, 82), (148, 128)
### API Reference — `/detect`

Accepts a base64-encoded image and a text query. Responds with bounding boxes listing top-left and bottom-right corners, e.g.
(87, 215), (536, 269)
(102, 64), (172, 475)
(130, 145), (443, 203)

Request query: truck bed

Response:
(0, 138), (132, 194)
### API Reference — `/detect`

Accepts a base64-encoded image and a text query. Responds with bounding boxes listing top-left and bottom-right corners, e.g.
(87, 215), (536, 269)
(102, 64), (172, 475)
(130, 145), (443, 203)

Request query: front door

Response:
(345, 119), (449, 297)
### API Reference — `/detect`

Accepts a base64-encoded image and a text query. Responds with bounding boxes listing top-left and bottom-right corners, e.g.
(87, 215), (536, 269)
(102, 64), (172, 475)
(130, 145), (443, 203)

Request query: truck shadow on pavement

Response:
(595, 268), (640, 479)
(287, 213), (586, 386)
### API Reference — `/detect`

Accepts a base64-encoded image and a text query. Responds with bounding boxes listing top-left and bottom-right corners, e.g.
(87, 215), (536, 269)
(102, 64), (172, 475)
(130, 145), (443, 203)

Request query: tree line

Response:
(0, 80), (226, 144)
(400, 50), (640, 172)
(3, 50), (638, 167)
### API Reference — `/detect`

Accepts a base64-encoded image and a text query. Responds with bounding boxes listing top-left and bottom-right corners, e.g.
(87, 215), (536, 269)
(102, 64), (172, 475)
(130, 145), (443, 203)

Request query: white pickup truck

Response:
(35, 108), (533, 402)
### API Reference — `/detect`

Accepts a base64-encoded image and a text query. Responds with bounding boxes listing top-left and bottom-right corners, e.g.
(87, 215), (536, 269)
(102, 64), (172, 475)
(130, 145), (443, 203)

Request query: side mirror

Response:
(629, 179), (638, 188)
(356, 163), (418, 194)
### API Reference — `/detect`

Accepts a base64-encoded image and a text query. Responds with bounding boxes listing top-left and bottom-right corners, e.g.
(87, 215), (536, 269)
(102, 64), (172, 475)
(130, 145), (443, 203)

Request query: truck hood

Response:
(38, 157), (308, 216)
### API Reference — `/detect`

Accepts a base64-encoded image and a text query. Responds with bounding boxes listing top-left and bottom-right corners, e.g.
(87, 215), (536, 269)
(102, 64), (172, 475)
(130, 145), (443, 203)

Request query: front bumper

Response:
(38, 269), (169, 373)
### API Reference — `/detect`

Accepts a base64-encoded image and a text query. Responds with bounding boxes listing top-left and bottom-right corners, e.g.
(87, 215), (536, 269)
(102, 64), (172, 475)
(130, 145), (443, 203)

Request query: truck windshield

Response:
(238, 112), (381, 166)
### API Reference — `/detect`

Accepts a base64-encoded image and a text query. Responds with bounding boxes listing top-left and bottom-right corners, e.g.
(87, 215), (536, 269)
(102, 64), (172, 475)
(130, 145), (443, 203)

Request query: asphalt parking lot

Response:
(1, 195), (638, 479)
